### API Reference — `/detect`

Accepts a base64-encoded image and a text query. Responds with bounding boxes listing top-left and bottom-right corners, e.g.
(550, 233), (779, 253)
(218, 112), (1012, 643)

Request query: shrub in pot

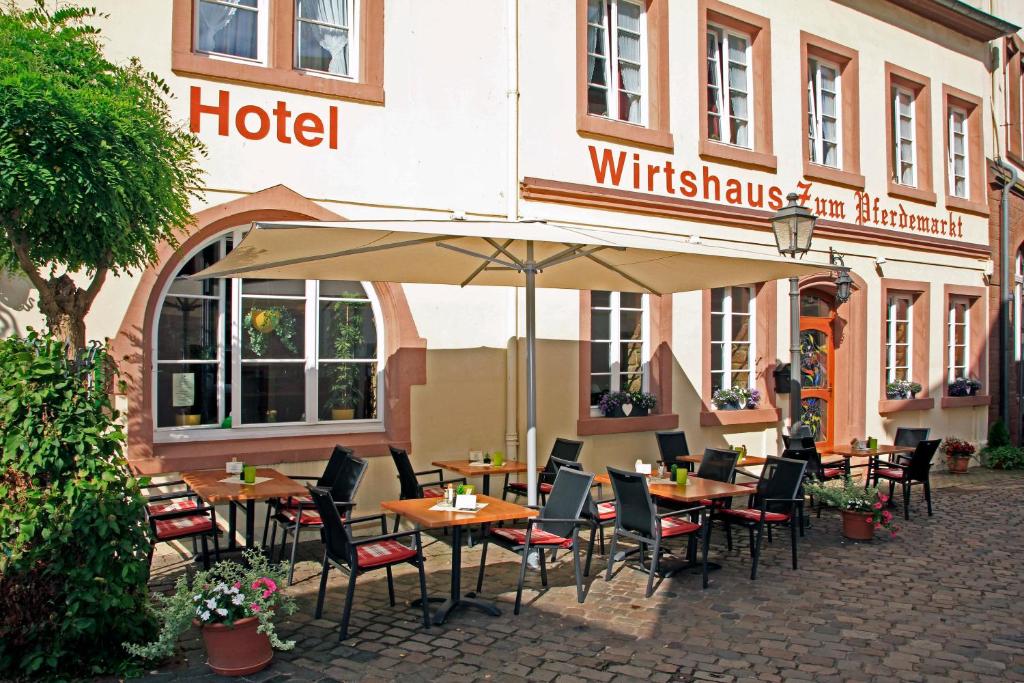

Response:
(885, 379), (922, 399)
(126, 550), (297, 676)
(942, 438), (975, 474)
(804, 478), (898, 541)
(711, 386), (761, 411)
(948, 377), (982, 397)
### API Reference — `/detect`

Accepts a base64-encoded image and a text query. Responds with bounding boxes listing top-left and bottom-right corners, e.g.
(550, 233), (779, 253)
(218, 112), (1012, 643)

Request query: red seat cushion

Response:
(421, 486), (445, 498)
(356, 540), (418, 569)
(595, 502), (617, 521)
(147, 499), (199, 516)
(737, 482), (758, 489)
(282, 495), (314, 508)
(491, 527), (572, 549)
(822, 467), (844, 478)
(875, 467), (904, 480)
(154, 513), (214, 540)
(660, 516), (701, 538)
(507, 481), (553, 494)
(717, 507), (790, 524)
(280, 508), (324, 526)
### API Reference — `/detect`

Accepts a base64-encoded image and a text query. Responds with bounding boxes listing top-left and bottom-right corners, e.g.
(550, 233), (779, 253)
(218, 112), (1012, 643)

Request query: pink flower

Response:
(233, 581), (241, 589)
(250, 603), (261, 613)
(878, 493), (889, 503)
(262, 589), (273, 599)
(890, 531), (898, 538)
(875, 523), (883, 529)
(872, 502), (882, 510)
(252, 577), (278, 594)
(882, 511), (893, 522)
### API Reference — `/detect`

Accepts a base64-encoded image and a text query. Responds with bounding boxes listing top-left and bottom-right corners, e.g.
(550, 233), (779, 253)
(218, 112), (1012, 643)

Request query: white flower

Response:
(193, 594), (202, 602)
(205, 598), (217, 609)
(232, 593), (245, 606)
(230, 586), (240, 594)
(200, 610), (211, 621)
(215, 608), (228, 617)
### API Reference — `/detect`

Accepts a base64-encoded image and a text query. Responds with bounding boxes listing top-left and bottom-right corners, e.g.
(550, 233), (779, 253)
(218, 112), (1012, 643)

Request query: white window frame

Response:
(707, 24), (753, 149)
(893, 85), (917, 187)
(948, 105), (969, 199)
(585, 0), (648, 125)
(885, 294), (913, 383)
(710, 285), (757, 397)
(152, 229), (385, 443)
(589, 291), (651, 416)
(294, 0), (359, 81)
(194, 0), (270, 66)
(947, 298), (970, 383)
(808, 57), (842, 168)
(1015, 249), (1023, 363)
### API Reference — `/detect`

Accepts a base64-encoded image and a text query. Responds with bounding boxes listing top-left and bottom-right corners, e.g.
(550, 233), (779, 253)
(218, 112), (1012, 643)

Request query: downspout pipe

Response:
(995, 158), (1017, 426)
(504, 0), (520, 461)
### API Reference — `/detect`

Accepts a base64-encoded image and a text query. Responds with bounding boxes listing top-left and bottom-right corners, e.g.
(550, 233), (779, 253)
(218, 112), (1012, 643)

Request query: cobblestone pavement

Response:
(137, 470), (1024, 682)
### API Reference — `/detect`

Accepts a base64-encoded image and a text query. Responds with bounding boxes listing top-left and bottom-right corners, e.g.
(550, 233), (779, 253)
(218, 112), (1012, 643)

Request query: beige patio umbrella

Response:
(195, 219), (829, 505)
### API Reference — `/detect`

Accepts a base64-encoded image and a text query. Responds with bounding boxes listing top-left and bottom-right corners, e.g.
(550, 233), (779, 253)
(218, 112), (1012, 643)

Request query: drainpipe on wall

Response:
(995, 157), (1017, 426)
(504, 0), (521, 460)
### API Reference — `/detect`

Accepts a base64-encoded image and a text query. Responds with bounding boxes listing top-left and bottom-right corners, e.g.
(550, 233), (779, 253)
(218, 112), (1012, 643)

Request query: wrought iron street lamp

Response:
(830, 248), (853, 304)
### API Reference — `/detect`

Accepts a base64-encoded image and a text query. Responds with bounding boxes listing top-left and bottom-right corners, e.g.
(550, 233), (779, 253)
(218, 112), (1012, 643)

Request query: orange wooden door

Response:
(799, 295), (836, 450)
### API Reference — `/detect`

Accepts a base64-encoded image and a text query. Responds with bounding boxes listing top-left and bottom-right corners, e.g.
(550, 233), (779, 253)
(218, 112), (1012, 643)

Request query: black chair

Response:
(141, 480), (222, 569)
(550, 457), (617, 576)
(712, 457), (807, 580)
(894, 428), (931, 448)
(781, 434), (816, 450)
(310, 487), (430, 641)
(476, 467), (594, 614)
(697, 448), (739, 482)
(270, 448), (369, 585)
(604, 466), (711, 596)
(655, 430), (690, 470)
(871, 438), (940, 519)
(782, 446), (845, 483)
(261, 444), (352, 547)
(503, 437), (583, 503)
(389, 446), (466, 531)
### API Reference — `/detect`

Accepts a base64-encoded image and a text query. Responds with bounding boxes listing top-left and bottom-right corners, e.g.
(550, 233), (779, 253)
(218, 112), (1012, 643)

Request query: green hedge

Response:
(0, 332), (153, 677)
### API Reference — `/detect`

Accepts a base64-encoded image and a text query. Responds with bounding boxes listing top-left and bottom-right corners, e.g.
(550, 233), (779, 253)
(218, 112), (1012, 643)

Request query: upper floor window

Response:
(586, 0), (646, 125)
(589, 291), (649, 412)
(885, 294), (912, 382)
(807, 58), (840, 168)
(884, 63), (934, 203)
(296, 0), (357, 78)
(947, 105), (968, 199)
(196, 0), (265, 62)
(892, 85), (916, 187)
(710, 286), (755, 394)
(706, 25), (751, 148)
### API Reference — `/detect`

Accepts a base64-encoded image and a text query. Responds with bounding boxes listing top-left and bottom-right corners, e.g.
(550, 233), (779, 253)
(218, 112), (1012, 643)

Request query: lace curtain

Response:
(299, 0), (351, 75)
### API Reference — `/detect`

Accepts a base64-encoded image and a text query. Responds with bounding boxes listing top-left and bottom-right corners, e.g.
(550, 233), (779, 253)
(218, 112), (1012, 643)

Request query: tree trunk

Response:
(35, 274), (90, 351)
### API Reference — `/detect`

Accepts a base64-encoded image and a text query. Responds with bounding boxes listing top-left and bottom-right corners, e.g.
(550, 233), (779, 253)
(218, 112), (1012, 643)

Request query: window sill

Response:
(577, 413), (679, 436)
(576, 114), (674, 151)
(698, 139), (777, 172)
(172, 50), (385, 104)
(887, 181), (937, 206)
(878, 397), (935, 414)
(153, 420), (386, 444)
(699, 407), (780, 427)
(802, 162), (866, 190)
(945, 195), (989, 217)
(941, 394), (990, 408)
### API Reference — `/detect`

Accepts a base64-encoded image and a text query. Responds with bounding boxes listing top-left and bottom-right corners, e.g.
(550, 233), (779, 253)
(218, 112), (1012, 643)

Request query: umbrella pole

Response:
(525, 241), (538, 507)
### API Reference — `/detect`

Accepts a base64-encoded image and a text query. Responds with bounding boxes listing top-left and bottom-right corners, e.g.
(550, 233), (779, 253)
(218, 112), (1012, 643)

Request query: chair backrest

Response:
(606, 466), (657, 538)
(894, 428), (931, 448)
(782, 434), (816, 450)
(330, 449), (368, 502)
(310, 486), (354, 564)
(551, 457), (596, 518)
(389, 446), (420, 500)
(539, 467), (595, 539)
(541, 438), (584, 482)
(318, 444), (353, 488)
(697, 448), (738, 483)
(905, 439), (941, 481)
(752, 457), (807, 513)
(655, 430), (689, 467)
(781, 446), (822, 480)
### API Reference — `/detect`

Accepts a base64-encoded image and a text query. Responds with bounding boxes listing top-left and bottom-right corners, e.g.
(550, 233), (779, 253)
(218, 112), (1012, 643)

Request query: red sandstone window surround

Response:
(878, 279), (933, 415)
(884, 62), (935, 205)
(942, 285), (989, 408)
(941, 85), (987, 216)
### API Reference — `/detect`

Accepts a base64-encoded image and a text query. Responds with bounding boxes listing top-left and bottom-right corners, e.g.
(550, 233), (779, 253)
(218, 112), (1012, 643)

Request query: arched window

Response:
(153, 229), (382, 434)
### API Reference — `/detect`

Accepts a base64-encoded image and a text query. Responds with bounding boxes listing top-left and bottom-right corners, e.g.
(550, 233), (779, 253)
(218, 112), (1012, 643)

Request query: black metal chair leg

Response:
(701, 521), (711, 589)
(416, 558), (430, 630)
(790, 520), (799, 570)
(748, 527), (756, 557)
(903, 482), (911, 520)
(725, 522), (733, 551)
(572, 541), (585, 603)
(584, 525), (597, 578)
(476, 540), (489, 593)
(513, 543), (530, 615)
(385, 566), (396, 606)
(392, 515), (401, 534)
(314, 551), (330, 619)
(599, 525), (606, 554)
(538, 544), (548, 587)
(339, 570), (357, 641)
(924, 480), (933, 515)
(200, 534), (211, 569)
(261, 501), (274, 548)
(645, 538), (660, 597)
(286, 523), (301, 585)
(750, 522), (766, 580)
(604, 530), (619, 581)
(268, 518), (279, 560)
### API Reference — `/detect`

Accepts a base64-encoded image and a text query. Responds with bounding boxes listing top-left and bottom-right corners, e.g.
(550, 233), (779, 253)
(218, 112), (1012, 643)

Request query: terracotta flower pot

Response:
(331, 408), (355, 420)
(840, 510), (876, 541)
(946, 454), (970, 474)
(198, 616), (273, 677)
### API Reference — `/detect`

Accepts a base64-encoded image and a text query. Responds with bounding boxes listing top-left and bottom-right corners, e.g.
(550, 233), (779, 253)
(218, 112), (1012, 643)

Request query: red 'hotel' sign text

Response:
(189, 86), (339, 149)
(587, 145), (965, 239)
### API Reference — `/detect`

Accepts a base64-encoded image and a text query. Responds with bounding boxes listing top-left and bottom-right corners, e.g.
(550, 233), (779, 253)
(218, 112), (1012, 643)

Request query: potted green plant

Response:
(244, 305), (298, 357)
(598, 390), (631, 417)
(942, 437), (975, 474)
(126, 550), (297, 676)
(886, 379), (922, 399)
(628, 390), (657, 417)
(711, 386), (761, 410)
(324, 301), (367, 420)
(948, 376), (982, 397)
(804, 478), (898, 541)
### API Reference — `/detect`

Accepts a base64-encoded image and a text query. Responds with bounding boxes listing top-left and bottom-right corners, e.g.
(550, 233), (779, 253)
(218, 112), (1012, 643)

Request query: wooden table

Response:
(594, 473), (753, 504)
(380, 494), (537, 625)
(181, 468), (307, 550)
(431, 459), (534, 496)
(825, 444), (914, 480)
(677, 454), (768, 468)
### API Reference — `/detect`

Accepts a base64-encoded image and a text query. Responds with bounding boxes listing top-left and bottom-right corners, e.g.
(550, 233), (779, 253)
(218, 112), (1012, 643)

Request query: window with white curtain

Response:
(296, 0), (358, 78)
(154, 230), (382, 434)
(195, 0), (265, 62)
(948, 298), (969, 382)
(886, 294), (912, 382)
(808, 58), (841, 168)
(893, 86), (916, 186)
(710, 286), (755, 394)
(706, 25), (752, 148)
(589, 291), (649, 412)
(586, 0), (646, 125)
(948, 105), (968, 198)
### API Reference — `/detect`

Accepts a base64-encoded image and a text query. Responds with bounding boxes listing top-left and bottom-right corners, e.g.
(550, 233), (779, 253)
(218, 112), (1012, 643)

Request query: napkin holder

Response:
(454, 494), (478, 510)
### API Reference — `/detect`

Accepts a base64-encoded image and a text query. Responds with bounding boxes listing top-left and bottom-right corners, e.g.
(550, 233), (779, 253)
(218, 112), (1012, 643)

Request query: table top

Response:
(677, 454), (768, 467)
(432, 459), (533, 476)
(827, 444), (914, 458)
(181, 467), (307, 504)
(593, 473), (753, 503)
(380, 494), (538, 529)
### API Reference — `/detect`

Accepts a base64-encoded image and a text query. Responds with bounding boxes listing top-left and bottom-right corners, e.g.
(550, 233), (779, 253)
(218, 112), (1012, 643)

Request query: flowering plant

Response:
(629, 390), (658, 410)
(598, 391), (628, 416)
(125, 550), (298, 660)
(804, 478), (898, 537)
(886, 379), (922, 399)
(942, 437), (975, 458)
(948, 376), (982, 397)
(711, 386), (761, 410)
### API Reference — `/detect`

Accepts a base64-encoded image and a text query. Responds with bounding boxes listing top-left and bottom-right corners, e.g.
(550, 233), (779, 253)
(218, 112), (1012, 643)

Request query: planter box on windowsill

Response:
(699, 407), (780, 427)
(878, 397), (935, 414)
(577, 413), (679, 436)
(941, 394), (990, 408)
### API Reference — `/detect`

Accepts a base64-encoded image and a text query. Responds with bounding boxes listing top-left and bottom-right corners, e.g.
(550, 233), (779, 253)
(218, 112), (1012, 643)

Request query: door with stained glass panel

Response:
(799, 292), (836, 449)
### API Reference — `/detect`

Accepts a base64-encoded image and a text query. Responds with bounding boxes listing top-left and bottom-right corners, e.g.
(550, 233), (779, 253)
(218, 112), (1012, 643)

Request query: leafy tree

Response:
(0, 331), (153, 677)
(0, 2), (204, 348)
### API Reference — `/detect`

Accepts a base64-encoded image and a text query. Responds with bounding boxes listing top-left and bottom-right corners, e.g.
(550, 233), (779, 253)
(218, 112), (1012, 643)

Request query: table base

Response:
(430, 595), (501, 625)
